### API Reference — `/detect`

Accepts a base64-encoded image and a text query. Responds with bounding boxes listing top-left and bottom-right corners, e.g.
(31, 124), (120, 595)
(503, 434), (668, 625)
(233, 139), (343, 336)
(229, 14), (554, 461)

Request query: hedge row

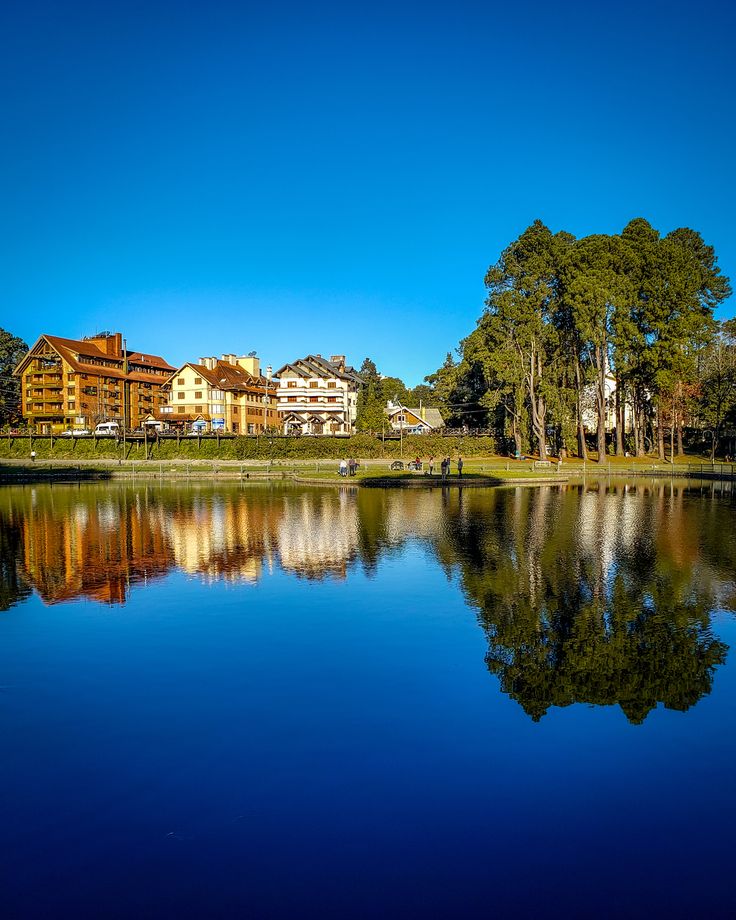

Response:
(0, 433), (500, 461)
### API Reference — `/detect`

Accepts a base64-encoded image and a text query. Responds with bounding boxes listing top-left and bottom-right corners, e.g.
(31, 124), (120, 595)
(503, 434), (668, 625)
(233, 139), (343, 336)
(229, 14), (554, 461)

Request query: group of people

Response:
(428, 456), (463, 479)
(339, 458), (359, 477)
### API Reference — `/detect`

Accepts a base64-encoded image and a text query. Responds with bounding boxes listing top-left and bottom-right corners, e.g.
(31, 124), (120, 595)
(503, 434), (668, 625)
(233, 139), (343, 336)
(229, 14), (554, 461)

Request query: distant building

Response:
(385, 402), (444, 434)
(275, 354), (363, 435)
(14, 332), (175, 433)
(581, 373), (634, 433)
(160, 354), (278, 433)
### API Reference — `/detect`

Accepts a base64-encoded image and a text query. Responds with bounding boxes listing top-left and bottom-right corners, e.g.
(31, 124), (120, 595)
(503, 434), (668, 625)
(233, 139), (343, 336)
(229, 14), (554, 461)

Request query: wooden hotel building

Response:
(14, 332), (175, 433)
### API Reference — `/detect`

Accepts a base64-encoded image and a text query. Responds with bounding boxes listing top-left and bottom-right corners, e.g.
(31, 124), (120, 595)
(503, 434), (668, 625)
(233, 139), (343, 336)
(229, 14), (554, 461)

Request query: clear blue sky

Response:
(2, 0), (734, 385)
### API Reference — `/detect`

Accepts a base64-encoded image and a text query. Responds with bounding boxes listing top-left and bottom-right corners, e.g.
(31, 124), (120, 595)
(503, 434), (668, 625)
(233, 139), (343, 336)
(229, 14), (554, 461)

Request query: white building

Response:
(581, 373), (634, 433)
(275, 354), (363, 435)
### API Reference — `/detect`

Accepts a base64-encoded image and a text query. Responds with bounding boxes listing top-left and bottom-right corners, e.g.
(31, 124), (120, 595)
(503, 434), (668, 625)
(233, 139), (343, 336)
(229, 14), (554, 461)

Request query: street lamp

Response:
(261, 364), (272, 432)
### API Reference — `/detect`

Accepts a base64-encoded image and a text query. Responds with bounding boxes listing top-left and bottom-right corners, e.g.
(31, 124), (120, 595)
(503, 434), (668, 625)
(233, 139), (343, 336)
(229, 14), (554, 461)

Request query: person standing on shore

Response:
(457, 456), (463, 477)
(428, 456), (434, 476)
(339, 458), (347, 477)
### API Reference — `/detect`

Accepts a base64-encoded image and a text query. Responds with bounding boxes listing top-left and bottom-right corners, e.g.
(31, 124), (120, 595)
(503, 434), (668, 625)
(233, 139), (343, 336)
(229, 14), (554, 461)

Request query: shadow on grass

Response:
(0, 463), (113, 483)
(359, 472), (503, 488)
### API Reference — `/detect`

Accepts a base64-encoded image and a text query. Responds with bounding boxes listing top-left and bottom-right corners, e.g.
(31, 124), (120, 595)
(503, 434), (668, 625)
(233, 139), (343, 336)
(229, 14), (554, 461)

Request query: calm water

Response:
(1, 480), (735, 918)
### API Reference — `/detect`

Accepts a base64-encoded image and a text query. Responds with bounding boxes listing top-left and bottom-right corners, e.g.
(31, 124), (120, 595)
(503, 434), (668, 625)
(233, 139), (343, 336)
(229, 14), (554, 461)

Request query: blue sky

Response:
(1, 0), (734, 385)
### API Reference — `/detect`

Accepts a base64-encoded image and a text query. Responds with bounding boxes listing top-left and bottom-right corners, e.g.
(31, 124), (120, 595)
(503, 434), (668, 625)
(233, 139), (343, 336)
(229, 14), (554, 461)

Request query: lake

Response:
(1, 480), (735, 918)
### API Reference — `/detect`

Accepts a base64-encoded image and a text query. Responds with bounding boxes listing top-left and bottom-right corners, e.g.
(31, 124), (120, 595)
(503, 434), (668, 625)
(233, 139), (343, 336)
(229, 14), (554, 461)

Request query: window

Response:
(310, 381), (318, 388)
(178, 407), (185, 414)
(327, 381), (337, 389)
(67, 401), (75, 410)
(287, 381), (297, 388)
(195, 391), (202, 399)
(178, 377), (185, 385)
(310, 397), (318, 403)
(195, 405), (203, 413)
(194, 377), (202, 384)
(177, 392), (185, 399)
(67, 386), (75, 395)
(328, 397), (337, 403)
(287, 397), (296, 403)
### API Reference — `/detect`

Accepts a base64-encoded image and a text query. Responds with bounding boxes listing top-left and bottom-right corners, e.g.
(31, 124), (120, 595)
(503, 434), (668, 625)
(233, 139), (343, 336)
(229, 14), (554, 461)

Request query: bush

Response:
(0, 431), (500, 462)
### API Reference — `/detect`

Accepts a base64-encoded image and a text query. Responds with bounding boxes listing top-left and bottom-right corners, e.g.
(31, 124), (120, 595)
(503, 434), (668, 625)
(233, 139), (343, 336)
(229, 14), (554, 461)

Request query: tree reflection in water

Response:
(438, 482), (730, 723)
(0, 479), (732, 722)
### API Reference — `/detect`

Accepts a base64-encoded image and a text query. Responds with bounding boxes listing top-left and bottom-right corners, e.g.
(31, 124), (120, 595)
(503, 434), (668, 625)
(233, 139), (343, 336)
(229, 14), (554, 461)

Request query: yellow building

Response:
(160, 354), (278, 433)
(14, 332), (175, 433)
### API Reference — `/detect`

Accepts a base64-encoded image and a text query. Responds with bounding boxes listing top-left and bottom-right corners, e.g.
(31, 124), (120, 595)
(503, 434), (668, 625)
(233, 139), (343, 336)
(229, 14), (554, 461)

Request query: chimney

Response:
(237, 355), (260, 376)
(330, 354), (346, 372)
(86, 332), (123, 357)
(420, 404), (426, 421)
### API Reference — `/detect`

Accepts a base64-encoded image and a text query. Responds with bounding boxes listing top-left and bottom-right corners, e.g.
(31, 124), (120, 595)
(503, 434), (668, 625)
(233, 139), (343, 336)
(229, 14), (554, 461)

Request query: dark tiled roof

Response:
(274, 355), (363, 384)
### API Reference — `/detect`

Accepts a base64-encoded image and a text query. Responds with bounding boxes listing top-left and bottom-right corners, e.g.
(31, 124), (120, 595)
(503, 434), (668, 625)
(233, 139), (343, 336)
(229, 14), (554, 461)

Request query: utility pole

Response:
(262, 364), (272, 433)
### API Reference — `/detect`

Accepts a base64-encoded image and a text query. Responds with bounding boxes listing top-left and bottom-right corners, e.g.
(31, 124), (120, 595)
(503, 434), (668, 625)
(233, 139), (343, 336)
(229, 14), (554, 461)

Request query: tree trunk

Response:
(528, 349), (547, 460)
(670, 414), (675, 464)
(596, 349), (606, 465)
(632, 400), (641, 456)
(677, 419), (684, 456)
(575, 360), (588, 461)
(536, 394), (547, 460)
(510, 409), (522, 457)
(615, 377), (624, 455)
(596, 412), (606, 463)
(657, 403), (665, 461)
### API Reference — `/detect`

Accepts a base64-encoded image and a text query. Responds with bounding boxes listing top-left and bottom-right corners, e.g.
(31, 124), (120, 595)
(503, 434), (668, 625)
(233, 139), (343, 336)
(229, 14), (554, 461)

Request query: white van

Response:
(94, 422), (120, 436)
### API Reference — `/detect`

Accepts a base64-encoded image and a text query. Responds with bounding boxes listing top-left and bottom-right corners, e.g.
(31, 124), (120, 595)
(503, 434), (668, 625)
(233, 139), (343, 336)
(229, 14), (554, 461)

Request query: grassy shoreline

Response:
(1, 454), (734, 486)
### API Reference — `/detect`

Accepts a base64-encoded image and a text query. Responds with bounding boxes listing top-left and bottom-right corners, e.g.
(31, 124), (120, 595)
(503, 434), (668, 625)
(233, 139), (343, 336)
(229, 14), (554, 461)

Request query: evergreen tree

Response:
(0, 327), (29, 426)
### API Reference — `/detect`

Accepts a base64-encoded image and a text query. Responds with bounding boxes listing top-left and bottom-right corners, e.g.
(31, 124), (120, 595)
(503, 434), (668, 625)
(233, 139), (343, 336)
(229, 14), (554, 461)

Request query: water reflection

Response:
(1, 480), (734, 722)
(436, 483), (731, 723)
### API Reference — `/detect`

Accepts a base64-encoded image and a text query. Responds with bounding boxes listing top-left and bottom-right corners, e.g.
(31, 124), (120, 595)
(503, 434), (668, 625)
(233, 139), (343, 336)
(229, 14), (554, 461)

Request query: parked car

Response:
(61, 428), (91, 437)
(94, 422), (120, 436)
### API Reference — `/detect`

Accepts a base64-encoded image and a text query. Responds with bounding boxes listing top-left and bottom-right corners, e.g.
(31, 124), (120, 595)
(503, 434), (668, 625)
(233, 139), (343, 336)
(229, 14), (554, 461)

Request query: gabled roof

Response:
(385, 405), (444, 428)
(15, 334), (175, 379)
(154, 411), (212, 421)
(274, 354), (363, 385)
(163, 360), (277, 392)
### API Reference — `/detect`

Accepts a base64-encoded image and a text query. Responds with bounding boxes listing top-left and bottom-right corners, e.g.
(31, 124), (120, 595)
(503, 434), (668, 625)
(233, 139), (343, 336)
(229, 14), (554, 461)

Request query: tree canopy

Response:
(428, 219), (732, 458)
(0, 327), (29, 426)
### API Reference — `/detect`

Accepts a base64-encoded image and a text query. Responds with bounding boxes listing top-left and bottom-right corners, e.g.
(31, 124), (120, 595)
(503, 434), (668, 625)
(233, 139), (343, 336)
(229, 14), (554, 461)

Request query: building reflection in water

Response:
(278, 490), (360, 580)
(1, 479), (734, 723)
